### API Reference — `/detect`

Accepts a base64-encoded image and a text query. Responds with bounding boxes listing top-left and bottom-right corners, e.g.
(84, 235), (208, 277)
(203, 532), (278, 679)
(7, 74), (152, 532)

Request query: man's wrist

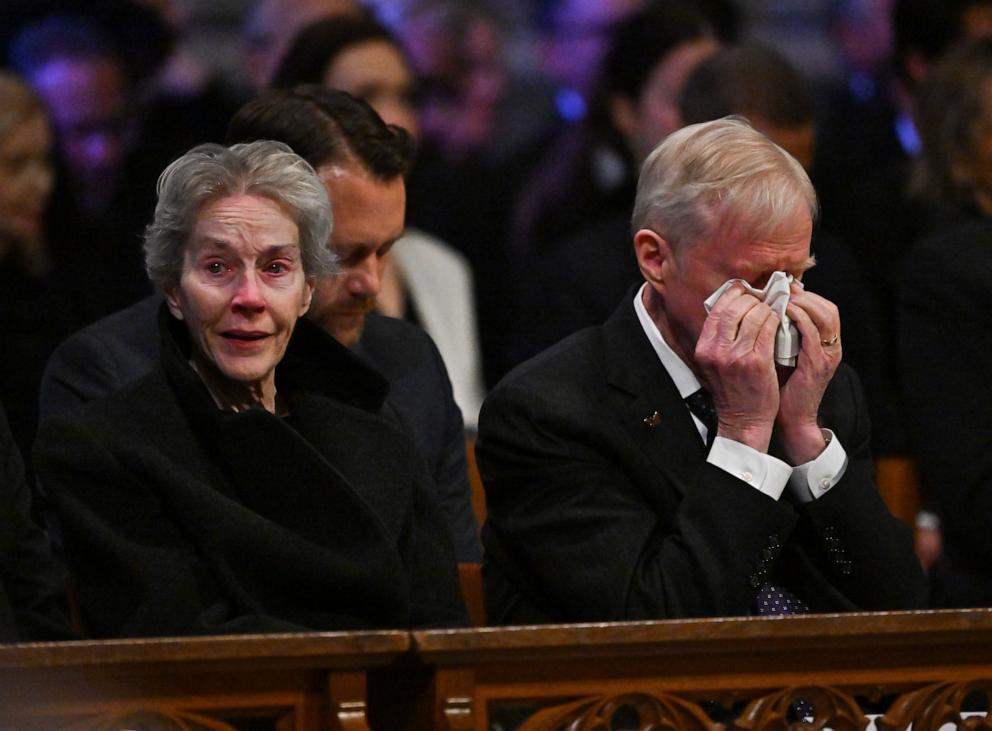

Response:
(716, 421), (773, 453)
(779, 423), (827, 465)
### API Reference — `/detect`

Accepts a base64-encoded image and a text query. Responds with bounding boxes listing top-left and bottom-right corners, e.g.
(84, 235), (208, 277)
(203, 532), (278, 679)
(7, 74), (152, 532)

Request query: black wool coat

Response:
(35, 311), (467, 638)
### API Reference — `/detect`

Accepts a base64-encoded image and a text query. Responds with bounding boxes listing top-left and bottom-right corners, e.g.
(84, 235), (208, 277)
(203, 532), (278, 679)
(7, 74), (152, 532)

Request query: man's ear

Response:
(162, 283), (185, 321)
(634, 228), (675, 290)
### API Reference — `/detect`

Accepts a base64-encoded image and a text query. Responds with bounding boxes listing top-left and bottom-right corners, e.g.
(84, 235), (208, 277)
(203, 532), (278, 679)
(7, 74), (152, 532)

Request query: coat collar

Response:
(602, 287), (707, 494)
(157, 303), (390, 420)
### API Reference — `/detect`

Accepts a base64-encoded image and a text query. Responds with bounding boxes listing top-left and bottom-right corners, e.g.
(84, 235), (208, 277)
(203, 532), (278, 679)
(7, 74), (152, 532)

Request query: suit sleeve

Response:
(792, 367), (927, 610)
(424, 339), (482, 563)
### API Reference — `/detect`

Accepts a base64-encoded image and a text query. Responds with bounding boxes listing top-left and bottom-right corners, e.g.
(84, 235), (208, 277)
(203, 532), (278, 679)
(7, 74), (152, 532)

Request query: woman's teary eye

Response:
(267, 261), (287, 274)
(206, 261), (225, 275)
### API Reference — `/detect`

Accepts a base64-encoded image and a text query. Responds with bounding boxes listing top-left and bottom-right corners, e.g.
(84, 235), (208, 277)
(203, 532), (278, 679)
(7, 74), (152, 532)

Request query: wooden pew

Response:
(412, 609), (992, 731)
(0, 630), (409, 730)
(4, 610), (992, 730)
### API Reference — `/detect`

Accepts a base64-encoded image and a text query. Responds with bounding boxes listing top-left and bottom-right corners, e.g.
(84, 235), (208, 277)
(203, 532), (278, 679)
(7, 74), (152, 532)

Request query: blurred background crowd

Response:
(3, 0), (992, 595)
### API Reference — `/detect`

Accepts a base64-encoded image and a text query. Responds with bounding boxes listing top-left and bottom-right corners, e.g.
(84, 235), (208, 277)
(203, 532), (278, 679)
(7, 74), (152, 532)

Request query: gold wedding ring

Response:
(821, 334), (840, 346)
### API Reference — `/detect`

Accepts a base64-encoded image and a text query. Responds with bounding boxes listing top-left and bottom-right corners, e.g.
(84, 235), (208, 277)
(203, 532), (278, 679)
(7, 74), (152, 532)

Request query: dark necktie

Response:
(685, 391), (809, 615)
(754, 583), (809, 615)
(685, 388), (717, 447)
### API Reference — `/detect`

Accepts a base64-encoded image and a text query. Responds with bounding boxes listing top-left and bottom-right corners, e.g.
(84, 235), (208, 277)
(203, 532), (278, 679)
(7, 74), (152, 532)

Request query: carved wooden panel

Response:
(61, 708), (237, 731)
(516, 691), (724, 731)
(485, 682), (992, 731)
(733, 686), (868, 731)
(878, 679), (992, 731)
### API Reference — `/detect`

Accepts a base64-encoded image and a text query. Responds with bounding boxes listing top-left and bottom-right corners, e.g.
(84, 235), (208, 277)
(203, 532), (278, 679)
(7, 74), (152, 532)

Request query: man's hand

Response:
(694, 283), (780, 453)
(777, 284), (842, 463)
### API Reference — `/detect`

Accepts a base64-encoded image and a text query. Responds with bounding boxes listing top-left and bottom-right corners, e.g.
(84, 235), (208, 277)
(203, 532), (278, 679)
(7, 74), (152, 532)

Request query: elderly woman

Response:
(35, 141), (466, 637)
(899, 38), (992, 608)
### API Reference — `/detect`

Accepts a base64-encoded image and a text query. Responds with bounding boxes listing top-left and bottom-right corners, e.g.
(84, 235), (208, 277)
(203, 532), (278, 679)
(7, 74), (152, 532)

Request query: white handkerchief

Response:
(702, 271), (803, 367)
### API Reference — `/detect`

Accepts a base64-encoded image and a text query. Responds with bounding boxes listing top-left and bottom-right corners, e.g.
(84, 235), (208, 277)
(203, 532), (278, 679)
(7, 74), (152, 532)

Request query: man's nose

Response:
(348, 255), (382, 297)
(232, 271), (266, 310)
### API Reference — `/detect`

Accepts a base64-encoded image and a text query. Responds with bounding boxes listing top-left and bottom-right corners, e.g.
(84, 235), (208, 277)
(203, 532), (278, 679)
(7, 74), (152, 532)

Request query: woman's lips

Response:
(221, 330), (270, 348)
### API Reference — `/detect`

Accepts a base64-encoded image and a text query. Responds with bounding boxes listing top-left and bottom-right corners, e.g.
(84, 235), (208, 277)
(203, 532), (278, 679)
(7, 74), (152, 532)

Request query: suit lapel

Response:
(602, 295), (706, 496)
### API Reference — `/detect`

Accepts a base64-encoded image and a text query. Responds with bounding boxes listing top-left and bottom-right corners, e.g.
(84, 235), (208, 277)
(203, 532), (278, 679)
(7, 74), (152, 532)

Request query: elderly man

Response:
(478, 118), (928, 624)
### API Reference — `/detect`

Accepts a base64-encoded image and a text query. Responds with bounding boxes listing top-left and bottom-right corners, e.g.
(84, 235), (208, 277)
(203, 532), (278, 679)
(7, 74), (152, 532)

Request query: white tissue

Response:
(702, 271), (802, 367)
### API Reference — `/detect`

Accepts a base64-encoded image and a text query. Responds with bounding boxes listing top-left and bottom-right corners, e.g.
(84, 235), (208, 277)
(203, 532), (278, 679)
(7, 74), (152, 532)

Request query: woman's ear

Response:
(634, 228), (675, 290)
(162, 283), (185, 321)
(300, 280), (315, 316)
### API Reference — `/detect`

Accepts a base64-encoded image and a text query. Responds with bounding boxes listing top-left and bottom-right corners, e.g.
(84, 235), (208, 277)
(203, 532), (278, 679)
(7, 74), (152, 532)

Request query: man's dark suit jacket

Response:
(40, 296), (480, 562)
(899, 216), (992, 608)
(478, 291), (928, 624)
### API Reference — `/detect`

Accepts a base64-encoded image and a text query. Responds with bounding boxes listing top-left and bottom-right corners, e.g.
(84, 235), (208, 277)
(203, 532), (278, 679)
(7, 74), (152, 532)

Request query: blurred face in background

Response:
(323, 39), (419, 135)
(30, 56), (130, 215)
(399, 12), (507, 157)
(0, 110), (54, 247)
(612, 39), (718, 165)
(244, 0), (362, 88)
(540, 0), (646, 94)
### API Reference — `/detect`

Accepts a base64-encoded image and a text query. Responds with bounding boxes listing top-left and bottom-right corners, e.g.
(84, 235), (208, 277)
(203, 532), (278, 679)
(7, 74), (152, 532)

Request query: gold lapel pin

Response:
(643, 411), (661, 428)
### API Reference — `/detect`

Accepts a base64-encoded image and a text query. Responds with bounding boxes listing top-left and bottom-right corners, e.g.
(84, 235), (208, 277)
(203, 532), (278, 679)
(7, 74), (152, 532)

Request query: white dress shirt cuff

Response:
(787, 429), (848, 503)
(707, 436), (792, 500)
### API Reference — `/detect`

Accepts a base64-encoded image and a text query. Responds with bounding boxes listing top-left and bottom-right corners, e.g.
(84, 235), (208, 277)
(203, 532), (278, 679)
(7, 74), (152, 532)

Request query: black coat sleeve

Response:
(34, 415), (309, 638)
(0, 404), (75, 642)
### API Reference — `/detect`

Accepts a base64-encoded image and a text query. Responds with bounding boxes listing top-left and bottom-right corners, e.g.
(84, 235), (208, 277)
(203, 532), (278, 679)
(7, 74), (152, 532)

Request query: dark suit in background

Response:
(479, 295), (928, 624)
(899, 216), (992, 608)
(40, 296), (481, 562)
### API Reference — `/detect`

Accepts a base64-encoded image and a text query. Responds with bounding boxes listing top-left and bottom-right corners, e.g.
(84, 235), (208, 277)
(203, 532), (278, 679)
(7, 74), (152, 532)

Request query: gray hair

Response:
(144, 140), (337, 287)
(632, 117), (817, 255)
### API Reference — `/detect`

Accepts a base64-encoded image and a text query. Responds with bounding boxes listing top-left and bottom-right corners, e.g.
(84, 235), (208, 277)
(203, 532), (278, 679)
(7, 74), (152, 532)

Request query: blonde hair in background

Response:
(0, 72), (47, 142)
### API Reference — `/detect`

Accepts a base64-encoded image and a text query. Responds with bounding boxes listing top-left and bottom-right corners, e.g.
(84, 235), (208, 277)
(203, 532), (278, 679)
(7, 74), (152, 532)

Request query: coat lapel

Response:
(602, 294), (706, 496)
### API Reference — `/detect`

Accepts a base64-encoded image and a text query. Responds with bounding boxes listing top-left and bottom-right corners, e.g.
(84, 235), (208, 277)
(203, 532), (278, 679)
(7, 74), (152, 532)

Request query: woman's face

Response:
(323, 39), (419, 136)
(164, 193), (313, 391)
(0, 112), (53, 244)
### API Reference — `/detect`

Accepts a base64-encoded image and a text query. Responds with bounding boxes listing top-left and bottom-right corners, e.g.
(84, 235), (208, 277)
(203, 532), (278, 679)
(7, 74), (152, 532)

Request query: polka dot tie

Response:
(685, 390), (810, 616)
(755, 582), (810, 615)
(684, 389), (717, 447)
